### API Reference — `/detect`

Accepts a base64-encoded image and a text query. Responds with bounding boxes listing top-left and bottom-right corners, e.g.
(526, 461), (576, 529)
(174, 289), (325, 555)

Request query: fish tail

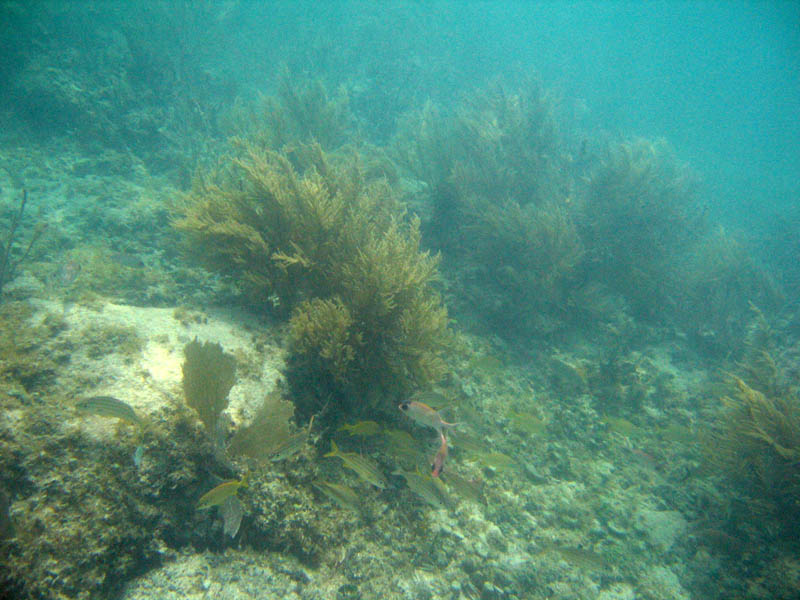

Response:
(323, 440), (339, 458)
(240, 472), (250, 488)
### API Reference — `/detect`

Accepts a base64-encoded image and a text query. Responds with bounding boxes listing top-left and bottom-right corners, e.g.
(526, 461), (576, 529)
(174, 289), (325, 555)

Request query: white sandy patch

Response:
(32, 299), (286, 438)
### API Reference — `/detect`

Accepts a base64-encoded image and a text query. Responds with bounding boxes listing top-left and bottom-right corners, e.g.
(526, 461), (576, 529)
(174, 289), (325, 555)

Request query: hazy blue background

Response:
(237, 1), (800, 225)
(3, 0), (798, 244)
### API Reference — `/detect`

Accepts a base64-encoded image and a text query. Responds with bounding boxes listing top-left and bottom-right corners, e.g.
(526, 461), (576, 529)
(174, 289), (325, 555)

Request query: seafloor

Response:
(1, 140), (798, 600)
(0, 32), (799, 600)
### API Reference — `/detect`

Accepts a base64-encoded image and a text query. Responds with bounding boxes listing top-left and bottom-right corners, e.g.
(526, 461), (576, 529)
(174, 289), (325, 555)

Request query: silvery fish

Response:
(132, 445), (145, 469)
(431, 432), (448, 478)
(441, 471), (485, 505)
(75, 396), (140, 424)
(55, 259), (82, 286)
(220, 495), (244, 537)
(324, 441), (388, 489)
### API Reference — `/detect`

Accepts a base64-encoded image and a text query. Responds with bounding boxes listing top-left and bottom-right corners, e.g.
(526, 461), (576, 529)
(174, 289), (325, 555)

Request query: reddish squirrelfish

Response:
(431, 433), (448, 478)
(399, 400), (457, 436)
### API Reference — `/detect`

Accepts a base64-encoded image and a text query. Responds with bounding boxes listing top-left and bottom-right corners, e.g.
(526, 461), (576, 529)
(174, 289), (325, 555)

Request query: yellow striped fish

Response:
(324, 441), (388, 489)
(196, 473), (249, 510)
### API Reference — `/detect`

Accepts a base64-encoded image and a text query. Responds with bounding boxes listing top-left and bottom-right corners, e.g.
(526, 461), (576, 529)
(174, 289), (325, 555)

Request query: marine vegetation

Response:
(394, 79), (583, 336)
(182, 338), (237, 439)
(709, 369), (800, 540)
(680, 226), (783, 356)
(228, 390), (298, 462)
(580, 138), (704, 322)
(175, 142), (450, 420)
(222, 66), (355, 151)
(395, 78), (568, 225)
(0, 189), (46, 300)
(469, 198), (583, 334)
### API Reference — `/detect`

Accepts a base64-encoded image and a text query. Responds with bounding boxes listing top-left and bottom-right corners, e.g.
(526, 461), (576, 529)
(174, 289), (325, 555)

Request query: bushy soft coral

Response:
(175, 142), (449, 420)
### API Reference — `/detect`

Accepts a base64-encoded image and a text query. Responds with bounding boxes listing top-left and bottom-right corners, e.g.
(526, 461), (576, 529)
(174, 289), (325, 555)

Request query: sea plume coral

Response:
(175, 142), (449, 420)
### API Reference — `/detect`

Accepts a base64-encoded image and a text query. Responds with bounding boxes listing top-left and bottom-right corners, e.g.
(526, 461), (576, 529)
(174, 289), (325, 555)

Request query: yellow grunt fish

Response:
(395, 467), (450, 509)
(196, 473), (249, 510)
(313, 481), (361, 511)
(269, 430), (308, 462)
(324, 441), (388, 489)
(338, 420), (382, 437)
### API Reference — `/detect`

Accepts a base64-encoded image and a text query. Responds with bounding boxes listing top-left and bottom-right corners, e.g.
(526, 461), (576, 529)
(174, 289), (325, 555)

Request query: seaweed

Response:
(221, 67), (354, 151)
(680, 227), (783, 356)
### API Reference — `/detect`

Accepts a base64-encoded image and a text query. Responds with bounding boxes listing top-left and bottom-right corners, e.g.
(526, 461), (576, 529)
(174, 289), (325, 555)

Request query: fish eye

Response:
(399, 402), (409, 411)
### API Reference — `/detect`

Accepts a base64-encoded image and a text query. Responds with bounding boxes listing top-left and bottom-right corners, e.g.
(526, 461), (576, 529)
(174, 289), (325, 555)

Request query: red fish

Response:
(431, 432), (448, 477)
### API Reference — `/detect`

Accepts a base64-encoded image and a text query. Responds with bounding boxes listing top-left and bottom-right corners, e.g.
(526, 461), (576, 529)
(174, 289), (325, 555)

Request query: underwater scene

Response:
(1, 1), (799, 599)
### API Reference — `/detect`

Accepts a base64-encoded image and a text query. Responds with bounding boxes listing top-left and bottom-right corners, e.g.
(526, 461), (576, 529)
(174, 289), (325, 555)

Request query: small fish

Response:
(395, 468), (450, 509)
(383, 428), (419, 452)
(312, 481), (361, 511)
(270, 415), (314, 462)
(269, 430), (308, 462)
(220, 495), (244, 537)
(75, 396), (140, 424)
(196, 473), (249, 510)
(382, 428), (424, 467)
(441, 471), (485, 505)
(509, 411), (548, 435)
(469, 451), (517, 470)
(132, 445), (145, 469)
(324, 440), (388, 489)
(431, 433), (448, 478)
(338, 420), (381, 437)
(0, 489), (13, 540)
(550, 547), (606, 571)
(110, 252), (144, 268)
(399, 399), (457, 436)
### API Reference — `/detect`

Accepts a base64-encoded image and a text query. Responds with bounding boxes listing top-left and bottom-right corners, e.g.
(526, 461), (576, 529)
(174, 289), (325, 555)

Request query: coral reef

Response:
(182, 339), (237, 439)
